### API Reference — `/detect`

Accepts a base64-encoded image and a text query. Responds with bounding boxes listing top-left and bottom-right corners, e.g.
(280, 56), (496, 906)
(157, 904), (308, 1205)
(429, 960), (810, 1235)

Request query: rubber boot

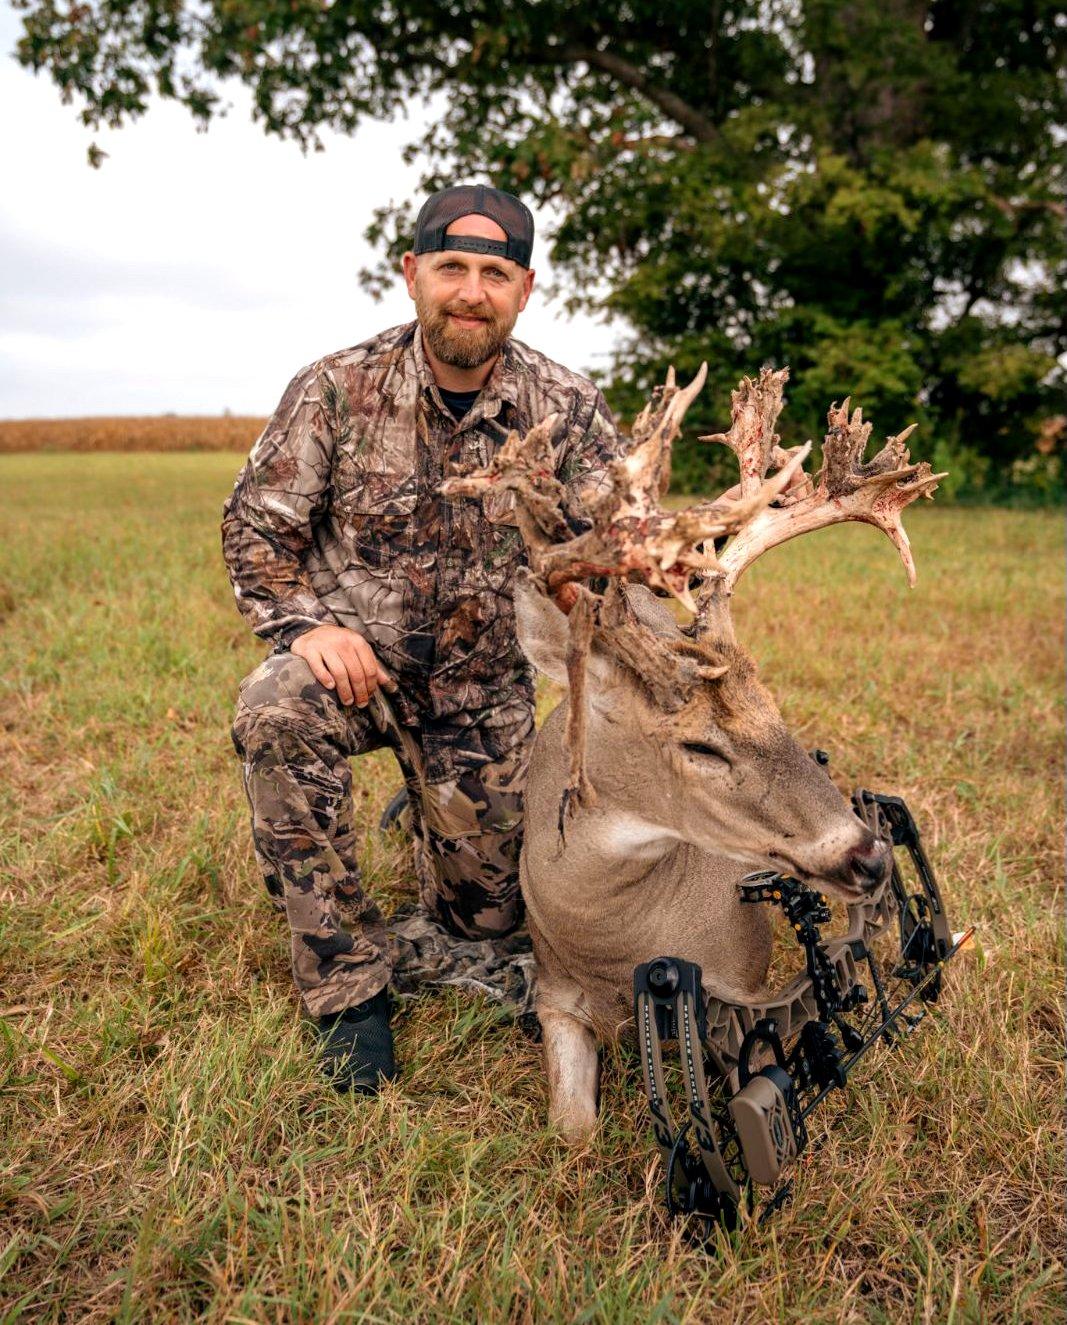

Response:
(317, 987), (398, 1094)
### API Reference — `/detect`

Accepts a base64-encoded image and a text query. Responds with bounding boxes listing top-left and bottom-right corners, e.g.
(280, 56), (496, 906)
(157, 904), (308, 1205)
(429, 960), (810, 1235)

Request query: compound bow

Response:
(634, 778), (971, 1239)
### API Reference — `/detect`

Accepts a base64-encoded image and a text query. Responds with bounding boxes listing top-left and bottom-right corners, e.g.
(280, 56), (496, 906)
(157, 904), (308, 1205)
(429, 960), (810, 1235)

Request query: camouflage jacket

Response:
(221, 321), (621, 766)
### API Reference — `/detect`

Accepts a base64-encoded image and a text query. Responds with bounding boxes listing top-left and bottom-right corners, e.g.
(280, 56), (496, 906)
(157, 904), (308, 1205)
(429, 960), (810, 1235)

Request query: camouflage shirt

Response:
(221, 321), (621, 769)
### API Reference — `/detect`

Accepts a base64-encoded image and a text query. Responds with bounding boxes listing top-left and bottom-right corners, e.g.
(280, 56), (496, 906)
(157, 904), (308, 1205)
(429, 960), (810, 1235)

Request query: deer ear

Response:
(513, 568), (569, 684)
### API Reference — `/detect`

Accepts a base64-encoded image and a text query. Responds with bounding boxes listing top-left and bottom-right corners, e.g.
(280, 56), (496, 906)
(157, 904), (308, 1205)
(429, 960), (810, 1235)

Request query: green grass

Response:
(1, 453), (1063, 1322)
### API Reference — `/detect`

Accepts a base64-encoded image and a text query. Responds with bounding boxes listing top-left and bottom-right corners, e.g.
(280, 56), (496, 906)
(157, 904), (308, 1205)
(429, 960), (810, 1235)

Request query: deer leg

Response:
(538, 1005), (600, 1144)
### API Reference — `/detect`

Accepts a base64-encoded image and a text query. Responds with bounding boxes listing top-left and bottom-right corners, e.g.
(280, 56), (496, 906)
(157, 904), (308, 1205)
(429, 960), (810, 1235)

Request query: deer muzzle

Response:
(839, 837), (892, 894)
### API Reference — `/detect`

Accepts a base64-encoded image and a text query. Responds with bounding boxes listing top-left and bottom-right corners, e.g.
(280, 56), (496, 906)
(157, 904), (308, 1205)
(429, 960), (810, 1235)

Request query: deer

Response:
(440, 364), (943, 1142)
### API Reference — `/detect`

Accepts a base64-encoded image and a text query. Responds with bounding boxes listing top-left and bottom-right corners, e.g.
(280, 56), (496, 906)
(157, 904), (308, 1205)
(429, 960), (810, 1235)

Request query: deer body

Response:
(513, 575), (893, 1139)
(440, 364), (943, 1143)
(522, 700), (772, 1143)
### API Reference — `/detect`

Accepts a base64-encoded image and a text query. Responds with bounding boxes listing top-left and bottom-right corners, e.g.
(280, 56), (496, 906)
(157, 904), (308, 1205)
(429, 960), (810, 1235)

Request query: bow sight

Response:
(633, 787), (972, 1240)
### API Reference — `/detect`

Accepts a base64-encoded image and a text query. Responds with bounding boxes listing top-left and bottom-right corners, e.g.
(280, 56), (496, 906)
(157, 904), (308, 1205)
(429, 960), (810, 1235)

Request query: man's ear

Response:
(517, 266), (535, 311)
(401, 251), (418, 300)
(513, 567), (569, 683)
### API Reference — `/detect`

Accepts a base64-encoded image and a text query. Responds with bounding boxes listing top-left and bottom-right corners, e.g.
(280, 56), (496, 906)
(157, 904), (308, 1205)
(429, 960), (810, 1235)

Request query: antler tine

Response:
(700, 366), (791, 500)
(439, 413), (572, 557)
(611, 360), (709, 510)
(713, 398), (946, 595)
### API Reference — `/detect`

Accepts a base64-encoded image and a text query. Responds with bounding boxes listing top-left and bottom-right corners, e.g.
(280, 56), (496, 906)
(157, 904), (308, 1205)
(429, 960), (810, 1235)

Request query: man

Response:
(222, 184), (621, 1094)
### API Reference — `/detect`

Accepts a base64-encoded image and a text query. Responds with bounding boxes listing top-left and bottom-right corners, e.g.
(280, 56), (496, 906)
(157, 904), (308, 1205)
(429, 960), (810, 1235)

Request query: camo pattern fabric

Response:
(387, 902), (538, 1029)
(231, 651), (535, 1016)
(221, 320), (619, 784)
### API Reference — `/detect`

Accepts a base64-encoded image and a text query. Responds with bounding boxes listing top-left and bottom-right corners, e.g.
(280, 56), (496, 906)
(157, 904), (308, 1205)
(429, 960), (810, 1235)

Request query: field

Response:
(0, 417), (264, 453)
(0, 452), (1063, 1323)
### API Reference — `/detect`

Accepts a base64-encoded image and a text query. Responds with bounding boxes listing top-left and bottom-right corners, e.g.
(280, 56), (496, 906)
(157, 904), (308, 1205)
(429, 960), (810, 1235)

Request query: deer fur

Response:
(514, 574), (893, 1139)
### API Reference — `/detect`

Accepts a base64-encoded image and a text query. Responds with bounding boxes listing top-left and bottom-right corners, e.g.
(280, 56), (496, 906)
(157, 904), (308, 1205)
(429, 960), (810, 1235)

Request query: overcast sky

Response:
(0, 4), (616, 418)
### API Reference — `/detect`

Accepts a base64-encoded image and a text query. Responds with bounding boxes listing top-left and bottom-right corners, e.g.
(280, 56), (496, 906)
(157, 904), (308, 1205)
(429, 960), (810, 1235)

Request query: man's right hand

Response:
(290, 625), (396, 707)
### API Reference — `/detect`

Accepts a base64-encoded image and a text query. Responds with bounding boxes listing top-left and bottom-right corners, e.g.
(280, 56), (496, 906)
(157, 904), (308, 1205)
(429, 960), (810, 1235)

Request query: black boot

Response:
(317, 987), (398, 1095)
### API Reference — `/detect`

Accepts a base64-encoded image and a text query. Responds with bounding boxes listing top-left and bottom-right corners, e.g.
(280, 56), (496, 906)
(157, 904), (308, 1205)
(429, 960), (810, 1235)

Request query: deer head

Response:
(440, 366), (944, 902)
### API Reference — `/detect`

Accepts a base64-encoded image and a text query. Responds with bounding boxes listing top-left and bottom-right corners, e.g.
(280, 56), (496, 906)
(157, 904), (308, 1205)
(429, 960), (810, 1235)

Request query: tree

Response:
(14, 0), (1066, 494)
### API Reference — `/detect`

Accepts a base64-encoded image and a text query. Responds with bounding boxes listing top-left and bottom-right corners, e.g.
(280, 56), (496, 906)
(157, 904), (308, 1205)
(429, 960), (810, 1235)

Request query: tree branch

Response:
(989, 195), (1067, 222)
(609, 132), (696, 154)
(558, 43), (719, 144)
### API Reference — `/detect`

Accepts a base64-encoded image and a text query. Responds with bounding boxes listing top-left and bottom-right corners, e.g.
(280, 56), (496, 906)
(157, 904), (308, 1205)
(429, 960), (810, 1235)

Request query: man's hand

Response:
(290, 625), (396, 707)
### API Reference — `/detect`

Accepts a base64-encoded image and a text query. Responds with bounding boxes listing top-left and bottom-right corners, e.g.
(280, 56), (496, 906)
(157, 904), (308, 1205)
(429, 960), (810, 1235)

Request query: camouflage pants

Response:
(230, 651), (534, 1016)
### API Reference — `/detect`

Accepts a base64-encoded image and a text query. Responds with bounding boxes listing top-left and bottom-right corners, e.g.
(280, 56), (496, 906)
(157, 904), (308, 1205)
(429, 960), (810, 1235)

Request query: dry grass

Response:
(0, 417), (265, 453)
(0, 451), (1063, 1323)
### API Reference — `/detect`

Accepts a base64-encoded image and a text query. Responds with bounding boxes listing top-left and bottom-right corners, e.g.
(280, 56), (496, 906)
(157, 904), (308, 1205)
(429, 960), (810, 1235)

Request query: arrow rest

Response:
(633, 786), (971, 1243)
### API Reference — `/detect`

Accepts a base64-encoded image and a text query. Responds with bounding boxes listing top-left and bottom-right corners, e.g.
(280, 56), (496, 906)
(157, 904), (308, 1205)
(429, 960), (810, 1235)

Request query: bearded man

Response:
(222, 185), (621, 1093)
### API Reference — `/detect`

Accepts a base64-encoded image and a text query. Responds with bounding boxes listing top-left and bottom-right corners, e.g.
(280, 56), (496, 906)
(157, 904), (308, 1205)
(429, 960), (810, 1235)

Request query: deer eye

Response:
(681, 741), (732, 768)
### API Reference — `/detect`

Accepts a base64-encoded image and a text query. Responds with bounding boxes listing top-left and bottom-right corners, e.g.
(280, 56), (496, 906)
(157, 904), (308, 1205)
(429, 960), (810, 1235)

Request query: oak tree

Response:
(15, 0), (1066, 492)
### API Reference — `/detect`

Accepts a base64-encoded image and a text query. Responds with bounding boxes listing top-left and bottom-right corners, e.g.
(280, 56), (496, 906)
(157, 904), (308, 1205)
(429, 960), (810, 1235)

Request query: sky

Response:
(0, 5), (616, 419)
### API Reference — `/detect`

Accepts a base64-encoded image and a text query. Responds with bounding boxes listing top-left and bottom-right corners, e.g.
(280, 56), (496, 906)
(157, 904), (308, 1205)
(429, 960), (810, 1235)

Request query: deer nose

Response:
(846, 838), (891, 892)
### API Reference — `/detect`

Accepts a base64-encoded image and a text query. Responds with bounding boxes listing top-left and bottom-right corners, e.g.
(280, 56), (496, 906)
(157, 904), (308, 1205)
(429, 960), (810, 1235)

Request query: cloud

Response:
(0, 229), (274, 309)
(0, 6), (616, 417)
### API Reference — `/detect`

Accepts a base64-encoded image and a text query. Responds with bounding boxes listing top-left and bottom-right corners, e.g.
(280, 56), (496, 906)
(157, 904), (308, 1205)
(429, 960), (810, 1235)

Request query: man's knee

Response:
(231, 652), (346, 758)
(236, 651), (333, 714)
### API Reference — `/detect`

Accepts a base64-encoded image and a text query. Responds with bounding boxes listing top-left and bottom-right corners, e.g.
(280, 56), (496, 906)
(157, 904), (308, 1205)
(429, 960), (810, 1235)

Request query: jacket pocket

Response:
(332, 455), (421, 573)
(334, 464), (418, 521)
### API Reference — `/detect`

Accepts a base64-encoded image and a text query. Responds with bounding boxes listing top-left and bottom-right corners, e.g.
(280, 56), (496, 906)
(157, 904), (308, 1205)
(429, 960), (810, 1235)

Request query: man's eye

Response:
(681, 741), (732, 767)
(441, 262), (463, 273)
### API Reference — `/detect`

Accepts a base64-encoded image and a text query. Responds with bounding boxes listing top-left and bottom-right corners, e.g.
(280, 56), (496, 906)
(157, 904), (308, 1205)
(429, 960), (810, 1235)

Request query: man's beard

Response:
(415, 290), (515, 369)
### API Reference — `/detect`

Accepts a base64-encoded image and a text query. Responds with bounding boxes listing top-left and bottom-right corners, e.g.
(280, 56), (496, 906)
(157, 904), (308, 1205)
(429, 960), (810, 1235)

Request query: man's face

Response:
(402, 214), (535, 369)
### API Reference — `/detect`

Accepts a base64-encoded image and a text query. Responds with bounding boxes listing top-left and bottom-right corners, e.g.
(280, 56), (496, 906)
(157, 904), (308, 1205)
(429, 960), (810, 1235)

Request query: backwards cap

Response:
(413, 184), (534, 268)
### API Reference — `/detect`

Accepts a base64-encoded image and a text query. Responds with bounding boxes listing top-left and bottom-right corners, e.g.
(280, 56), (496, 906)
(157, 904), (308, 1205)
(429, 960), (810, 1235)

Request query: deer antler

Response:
(443, 363), (804, 615)
(438, 412), (574, 558)
(701, 365), (797, 502)
(439, 365), (802, 835)
(440, 363), (943, 835)
(699, 376), (945, 599)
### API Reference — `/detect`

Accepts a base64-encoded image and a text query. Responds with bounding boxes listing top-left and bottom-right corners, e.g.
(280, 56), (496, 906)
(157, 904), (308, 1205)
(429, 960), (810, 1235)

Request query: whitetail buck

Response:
(441, 365), (942, 1142)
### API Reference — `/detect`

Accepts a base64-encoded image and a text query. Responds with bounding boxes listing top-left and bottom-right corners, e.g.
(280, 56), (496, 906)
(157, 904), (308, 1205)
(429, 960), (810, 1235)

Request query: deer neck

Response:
(530, 703), (687, 898)
(571, 801), (684, 893)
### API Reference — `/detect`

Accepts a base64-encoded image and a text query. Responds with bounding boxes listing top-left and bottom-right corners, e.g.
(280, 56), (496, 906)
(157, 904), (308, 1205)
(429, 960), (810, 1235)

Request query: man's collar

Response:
(409, 322), (438, 396)
(485, 336), (522, 406)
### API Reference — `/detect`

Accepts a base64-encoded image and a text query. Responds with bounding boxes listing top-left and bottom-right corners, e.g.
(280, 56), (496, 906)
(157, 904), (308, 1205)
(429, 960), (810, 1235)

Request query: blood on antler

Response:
(701, 368), (945, 600)
(440, 363), (943, 833)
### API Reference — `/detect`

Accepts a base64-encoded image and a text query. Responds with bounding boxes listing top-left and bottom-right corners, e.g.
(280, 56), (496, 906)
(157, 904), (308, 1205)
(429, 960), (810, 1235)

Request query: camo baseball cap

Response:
(413, 184), (534, 268)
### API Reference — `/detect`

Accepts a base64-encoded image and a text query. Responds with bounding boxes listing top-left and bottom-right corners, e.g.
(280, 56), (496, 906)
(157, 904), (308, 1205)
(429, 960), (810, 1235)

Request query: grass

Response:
(0, 451), (1063, 1323)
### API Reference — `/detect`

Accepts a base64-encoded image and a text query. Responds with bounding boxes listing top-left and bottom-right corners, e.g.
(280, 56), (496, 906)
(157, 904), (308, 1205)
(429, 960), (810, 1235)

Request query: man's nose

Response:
(457, 272), (486, 304)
